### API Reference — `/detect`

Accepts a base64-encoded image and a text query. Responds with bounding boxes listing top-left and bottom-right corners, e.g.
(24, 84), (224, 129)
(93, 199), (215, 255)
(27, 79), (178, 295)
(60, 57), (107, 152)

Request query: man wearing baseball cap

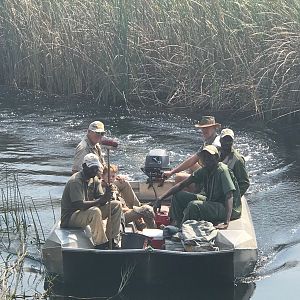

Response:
(72, 121), (141, 210)
(73, 121), (106, 173)
(162, 116), (221, 187)
(61, 153), (122, 249)
(220, 128), (250, 196)
(154, 145), (241, 229)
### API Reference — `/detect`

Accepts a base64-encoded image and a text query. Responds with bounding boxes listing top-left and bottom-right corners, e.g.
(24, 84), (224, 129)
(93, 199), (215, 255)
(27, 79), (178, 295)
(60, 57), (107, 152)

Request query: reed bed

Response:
(0, 0), (300, 119)
(0, 167), (47, 299)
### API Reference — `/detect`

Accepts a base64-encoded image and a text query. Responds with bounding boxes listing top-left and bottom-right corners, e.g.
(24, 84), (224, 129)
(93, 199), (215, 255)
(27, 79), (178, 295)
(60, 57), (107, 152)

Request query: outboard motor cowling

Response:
(141, 149), (170, 182)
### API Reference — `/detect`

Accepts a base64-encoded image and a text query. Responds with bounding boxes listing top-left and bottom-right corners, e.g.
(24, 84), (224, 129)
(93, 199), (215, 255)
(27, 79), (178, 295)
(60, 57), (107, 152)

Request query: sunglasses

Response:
(95, 132), (105, 136)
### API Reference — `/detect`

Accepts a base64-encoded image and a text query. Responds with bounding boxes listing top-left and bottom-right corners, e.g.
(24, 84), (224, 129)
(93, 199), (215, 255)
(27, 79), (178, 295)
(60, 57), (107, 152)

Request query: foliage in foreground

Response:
(0, 0), (300, 119)
(0, 168), (46, 299)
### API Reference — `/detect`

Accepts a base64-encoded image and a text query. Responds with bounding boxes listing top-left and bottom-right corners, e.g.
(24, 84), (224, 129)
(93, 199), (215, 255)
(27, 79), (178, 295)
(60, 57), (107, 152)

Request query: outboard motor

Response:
(141, 149), (170, 182)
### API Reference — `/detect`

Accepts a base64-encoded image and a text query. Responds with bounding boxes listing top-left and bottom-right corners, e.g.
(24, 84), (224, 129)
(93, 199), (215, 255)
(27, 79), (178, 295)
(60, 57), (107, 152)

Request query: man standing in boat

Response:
(72, 121), (141, 209)
(219, 128), (250, 197)
(154, 145), (241, 229)
(162, 116), (221, 185)
(61, 153), (122, 249)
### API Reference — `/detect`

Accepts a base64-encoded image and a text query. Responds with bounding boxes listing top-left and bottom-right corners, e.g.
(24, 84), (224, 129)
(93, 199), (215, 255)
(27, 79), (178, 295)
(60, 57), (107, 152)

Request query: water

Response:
(0, 88), (300, 299)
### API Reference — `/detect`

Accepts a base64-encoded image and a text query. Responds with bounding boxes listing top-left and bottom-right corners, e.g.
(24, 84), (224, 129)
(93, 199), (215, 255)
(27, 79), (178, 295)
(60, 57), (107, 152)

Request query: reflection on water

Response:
(1, 88), (300, 299)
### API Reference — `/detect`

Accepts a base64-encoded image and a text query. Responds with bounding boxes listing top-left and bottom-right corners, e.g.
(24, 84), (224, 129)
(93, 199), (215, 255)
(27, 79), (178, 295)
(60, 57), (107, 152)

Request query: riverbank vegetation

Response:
(0, 0), (300, 120)
(0, 168), (46, 298)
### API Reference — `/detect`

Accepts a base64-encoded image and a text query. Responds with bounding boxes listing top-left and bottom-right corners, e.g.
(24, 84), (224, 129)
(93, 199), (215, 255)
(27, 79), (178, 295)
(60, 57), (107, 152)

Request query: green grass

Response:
(0, 0), (300, 119)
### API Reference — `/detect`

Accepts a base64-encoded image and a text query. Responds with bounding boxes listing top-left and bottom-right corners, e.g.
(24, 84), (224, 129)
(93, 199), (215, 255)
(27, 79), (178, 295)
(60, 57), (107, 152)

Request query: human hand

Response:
(98, 184), (113, 205)
(116, 174), (128, 182)
(215, 222), (229, 230)
(153, 197), (162, 214)
(162, 171), (173, 179)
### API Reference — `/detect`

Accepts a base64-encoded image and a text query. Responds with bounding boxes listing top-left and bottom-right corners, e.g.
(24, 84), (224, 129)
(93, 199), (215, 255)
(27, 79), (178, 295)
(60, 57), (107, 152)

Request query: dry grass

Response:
(0, 0), (300, 119)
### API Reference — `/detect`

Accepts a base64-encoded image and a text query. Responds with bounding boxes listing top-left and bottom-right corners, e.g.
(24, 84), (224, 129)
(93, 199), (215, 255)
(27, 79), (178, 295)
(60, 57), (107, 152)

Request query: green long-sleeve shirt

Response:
(221, 148), (250, 196)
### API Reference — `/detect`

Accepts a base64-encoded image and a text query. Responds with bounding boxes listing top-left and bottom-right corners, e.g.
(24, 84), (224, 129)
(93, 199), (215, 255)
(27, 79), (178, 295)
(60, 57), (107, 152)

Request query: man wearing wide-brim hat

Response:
(163, 116), (221, 185)
(154, 145), (241, 229)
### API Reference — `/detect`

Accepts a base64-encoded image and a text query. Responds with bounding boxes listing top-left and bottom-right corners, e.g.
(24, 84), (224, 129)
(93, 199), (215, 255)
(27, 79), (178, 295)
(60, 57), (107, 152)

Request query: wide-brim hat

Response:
(88, 121), (105, 133)
(195, 116), (221, 128)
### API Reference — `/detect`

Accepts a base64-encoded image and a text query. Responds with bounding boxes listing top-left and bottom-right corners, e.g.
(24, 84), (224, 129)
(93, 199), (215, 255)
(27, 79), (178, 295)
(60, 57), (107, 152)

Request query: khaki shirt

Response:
(72, 135), (106, 172)
(60, 172), (104, 227)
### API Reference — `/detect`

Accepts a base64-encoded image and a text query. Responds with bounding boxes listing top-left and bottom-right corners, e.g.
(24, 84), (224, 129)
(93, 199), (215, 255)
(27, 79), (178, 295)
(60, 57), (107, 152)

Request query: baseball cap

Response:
(220, 128), (234, 140)
(83, 153), (101, 168)
(88, 121), (105, 133)
(202, 145), (219, 155)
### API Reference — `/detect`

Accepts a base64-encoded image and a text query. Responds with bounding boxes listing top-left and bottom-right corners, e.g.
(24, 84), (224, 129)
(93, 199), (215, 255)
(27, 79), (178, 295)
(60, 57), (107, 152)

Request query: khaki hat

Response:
(202, 145), (219, 155)
(83, 153), (101, 168)
(220, 128), (234, 140)
(195, 116), (221, 128)
(88, 121), (105, 133)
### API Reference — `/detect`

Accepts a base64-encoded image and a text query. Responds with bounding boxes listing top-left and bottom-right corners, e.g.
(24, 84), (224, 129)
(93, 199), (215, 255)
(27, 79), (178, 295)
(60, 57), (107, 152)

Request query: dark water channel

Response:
(0, 88), (300, 299)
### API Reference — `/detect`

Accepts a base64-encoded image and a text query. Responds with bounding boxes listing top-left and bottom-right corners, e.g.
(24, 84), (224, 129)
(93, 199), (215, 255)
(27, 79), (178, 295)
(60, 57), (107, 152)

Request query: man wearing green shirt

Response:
(219, 128), (250, 196)
(154, 145), (241, 229)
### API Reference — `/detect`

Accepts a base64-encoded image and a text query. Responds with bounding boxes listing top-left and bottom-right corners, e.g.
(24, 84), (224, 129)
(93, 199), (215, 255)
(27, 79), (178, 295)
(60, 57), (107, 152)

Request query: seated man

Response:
(163, 116), (221, 182)
(72, 120), (141, 209)
(61, 153), (122, 249)
(163, 116), (221, 194)
(154, 145), (241, 230)
(101, 164), (156, 230)
(219, 128), (250, 196)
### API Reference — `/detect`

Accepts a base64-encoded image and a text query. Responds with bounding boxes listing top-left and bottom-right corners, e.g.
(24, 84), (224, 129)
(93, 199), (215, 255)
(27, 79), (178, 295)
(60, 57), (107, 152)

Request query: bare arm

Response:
(153, 175), (194, 213)
(163, 154), (200, 178)
(215, 191), (233, 230)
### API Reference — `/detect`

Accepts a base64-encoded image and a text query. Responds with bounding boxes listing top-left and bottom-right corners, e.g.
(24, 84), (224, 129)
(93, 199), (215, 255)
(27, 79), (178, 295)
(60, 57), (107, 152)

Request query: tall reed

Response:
(0, 0), (300, 119)
(0, 166), (45, 298)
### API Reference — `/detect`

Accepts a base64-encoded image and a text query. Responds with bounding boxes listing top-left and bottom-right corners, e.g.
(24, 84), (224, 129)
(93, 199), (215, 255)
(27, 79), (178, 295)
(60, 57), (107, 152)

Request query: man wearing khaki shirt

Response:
(73, 121), (141, 209)
(62, 153), (122, 249)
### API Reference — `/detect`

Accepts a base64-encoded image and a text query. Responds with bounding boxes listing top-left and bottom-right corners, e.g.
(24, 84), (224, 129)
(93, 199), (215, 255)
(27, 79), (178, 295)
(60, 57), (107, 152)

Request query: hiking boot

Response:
(94, 241), (109, 250)
(95, 241), (120, 250)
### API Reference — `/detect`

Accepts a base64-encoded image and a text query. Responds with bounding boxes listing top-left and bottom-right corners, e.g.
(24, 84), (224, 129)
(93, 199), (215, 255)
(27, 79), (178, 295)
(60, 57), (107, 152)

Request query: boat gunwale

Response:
(62, 246), (235, 256)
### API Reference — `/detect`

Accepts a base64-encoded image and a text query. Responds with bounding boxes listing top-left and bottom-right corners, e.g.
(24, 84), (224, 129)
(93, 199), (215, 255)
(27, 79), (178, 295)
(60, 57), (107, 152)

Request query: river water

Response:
(0, 87), (300, 299)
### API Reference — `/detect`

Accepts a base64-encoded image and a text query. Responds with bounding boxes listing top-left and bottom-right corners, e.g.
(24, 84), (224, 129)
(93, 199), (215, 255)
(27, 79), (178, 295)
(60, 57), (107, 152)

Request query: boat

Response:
(42, 149), (257, 292)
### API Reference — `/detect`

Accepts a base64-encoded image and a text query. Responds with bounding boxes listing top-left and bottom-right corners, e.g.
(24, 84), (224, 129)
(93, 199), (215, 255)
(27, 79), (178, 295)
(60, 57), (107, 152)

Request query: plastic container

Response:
(155, 211), (170, 228)
(143, 229), (165, 249)
(150, 239), (164, 249)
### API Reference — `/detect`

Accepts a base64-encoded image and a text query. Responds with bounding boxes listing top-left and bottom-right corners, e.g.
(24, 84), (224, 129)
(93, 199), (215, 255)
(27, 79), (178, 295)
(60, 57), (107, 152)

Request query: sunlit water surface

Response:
(0, 89), (300, 299)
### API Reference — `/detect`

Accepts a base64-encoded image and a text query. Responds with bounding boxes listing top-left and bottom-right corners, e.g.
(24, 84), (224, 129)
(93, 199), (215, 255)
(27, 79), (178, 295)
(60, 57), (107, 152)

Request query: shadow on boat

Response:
(45, 277), (256, 300)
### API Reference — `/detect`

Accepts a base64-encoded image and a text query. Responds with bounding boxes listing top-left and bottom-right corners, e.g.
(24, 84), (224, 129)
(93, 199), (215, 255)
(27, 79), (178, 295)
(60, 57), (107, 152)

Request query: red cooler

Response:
(143, 229), (164, 249)
(155, 211), (170, 228)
